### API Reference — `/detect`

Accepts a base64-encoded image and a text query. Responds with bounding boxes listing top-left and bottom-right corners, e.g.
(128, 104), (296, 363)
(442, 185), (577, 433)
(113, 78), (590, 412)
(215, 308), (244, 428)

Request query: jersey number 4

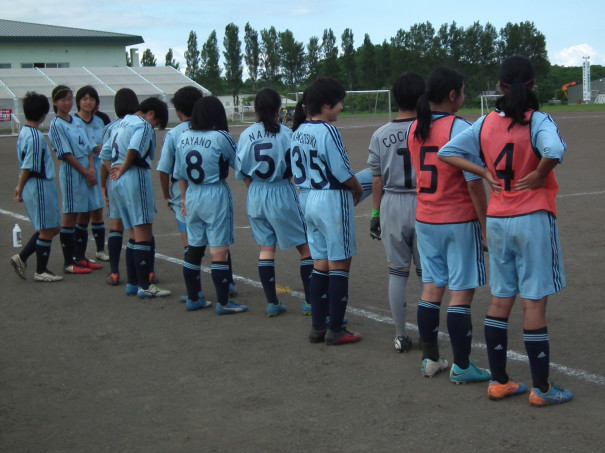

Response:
(494, 143), (515, 191)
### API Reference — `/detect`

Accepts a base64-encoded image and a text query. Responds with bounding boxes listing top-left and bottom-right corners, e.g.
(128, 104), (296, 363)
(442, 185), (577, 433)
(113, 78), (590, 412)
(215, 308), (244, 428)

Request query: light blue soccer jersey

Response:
(100, 119), (122, 161)
(235, 122), (293, 182)
(157, 121), (191, 177)
(106, 114), (156, 168)
(174, 129), (236, 185)
(75, 113), (105, 146)
(49, 115), (95, 164)
(290, 120), (355, 190)
(17, 125), (55, 180)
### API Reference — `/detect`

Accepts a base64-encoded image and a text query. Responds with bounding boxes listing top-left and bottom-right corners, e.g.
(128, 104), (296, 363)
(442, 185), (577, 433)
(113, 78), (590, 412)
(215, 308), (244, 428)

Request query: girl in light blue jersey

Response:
(10, 92), (62, 282)
(176, 96), (246, 315)
(236, 88), (313, 317)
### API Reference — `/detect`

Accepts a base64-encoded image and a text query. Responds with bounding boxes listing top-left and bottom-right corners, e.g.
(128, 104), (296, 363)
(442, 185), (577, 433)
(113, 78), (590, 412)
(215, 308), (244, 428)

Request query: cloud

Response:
(551, 44), (604, 66)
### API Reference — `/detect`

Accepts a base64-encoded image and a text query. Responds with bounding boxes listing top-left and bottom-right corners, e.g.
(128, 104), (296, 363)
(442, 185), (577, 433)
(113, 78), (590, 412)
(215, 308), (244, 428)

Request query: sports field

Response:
(1, 112), (604, 452)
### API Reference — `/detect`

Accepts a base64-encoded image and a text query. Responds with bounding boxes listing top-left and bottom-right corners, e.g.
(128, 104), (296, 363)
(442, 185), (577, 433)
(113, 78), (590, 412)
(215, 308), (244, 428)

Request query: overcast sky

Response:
(5, 0), (604, 70)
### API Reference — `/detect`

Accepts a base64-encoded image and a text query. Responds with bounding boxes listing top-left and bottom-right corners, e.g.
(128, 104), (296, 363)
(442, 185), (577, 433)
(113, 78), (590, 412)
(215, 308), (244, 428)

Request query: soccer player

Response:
(438, 55), (572, 406)
(236, 87), (313, 317)
(407, 68), (491, 382)
(107, 96), (171, 298)
(49, 85), (97, 275)
(175, 96), (246, 314)
(291, 77), (363, 345)
(73, 85), (108, 265)
(10, 92), (62, 282)
(100, 88), (140, 286)
(367, 72), (425, 352)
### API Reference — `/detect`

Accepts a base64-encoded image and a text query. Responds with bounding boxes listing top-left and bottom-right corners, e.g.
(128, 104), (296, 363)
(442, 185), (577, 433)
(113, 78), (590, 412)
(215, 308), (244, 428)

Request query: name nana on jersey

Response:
(248, 130), (277, 141)
(292, 131), (317, 148)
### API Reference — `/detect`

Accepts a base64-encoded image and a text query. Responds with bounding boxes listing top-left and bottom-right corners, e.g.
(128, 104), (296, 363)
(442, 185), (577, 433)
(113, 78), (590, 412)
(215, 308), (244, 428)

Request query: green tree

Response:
(140, 49), (156, 66)
(223, 23), (243, 110)
(279, 29), (306, 93)
(125, 51), (132, 67)
(244, 23), (260, 90)
(184, 31), (200, 80)
(320, 28), (339, 79)
(357, 34), (377, 90)
(306, 36), (320, 82)
(165, 48), (180, 70)
(341, 28), (356, 90)
(200, 30), (222, 94)
(260, 26), (281, 87)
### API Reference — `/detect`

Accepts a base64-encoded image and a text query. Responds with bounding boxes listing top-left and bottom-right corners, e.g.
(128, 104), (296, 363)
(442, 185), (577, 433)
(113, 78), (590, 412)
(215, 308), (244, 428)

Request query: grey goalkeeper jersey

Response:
(367, 118), (417, 194)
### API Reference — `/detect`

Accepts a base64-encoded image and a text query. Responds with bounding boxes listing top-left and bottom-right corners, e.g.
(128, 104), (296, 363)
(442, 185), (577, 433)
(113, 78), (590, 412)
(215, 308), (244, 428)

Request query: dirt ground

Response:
(1, 112), (604, 452)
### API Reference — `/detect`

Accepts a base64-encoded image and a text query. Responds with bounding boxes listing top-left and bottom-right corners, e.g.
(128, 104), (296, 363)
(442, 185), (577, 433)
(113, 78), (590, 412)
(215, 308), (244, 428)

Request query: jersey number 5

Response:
(254, 143), (276, 179)
(419, 146), (438, 194)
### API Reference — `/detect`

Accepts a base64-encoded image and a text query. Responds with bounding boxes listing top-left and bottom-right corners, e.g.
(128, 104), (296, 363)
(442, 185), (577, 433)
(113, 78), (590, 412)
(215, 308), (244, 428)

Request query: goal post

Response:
(480, 94), (500, 116)
(290, 89), (392, 121)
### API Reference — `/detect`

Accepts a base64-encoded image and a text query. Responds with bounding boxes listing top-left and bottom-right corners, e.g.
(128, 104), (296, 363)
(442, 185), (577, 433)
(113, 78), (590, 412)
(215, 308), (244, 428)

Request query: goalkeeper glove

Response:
(370, 209), (381, 240)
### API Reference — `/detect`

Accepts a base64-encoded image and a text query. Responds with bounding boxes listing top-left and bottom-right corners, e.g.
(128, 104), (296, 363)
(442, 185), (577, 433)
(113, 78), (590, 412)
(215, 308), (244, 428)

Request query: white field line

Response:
(3, 206), (604, 386)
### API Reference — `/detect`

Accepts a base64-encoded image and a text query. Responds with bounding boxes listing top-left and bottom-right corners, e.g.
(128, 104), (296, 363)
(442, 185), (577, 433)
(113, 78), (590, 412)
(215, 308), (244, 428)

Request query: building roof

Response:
(0, 19), (143, 45)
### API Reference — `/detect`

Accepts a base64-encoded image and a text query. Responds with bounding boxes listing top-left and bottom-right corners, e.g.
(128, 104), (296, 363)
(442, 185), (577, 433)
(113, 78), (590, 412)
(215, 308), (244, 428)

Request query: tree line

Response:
(132, 21), (605, 107)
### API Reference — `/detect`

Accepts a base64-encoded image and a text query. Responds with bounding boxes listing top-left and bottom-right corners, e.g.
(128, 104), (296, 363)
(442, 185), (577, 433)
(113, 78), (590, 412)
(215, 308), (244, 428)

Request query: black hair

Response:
(114, 88), (139, 118)
(140, 97), (169, 130)
(305, 77), (346, 117)
(171, 86), (203, 117)
(23, 91), (50, 122)
(51, 85), (72, 114)
(495, 55), (539, 130)
(190, 96), (228, 132)
(75, 85), (100, 111)
(255, 87), (281, 134)
(393, 72), (425, 111)
(414, 67), (464, 142)
(292, 89), (307, 132)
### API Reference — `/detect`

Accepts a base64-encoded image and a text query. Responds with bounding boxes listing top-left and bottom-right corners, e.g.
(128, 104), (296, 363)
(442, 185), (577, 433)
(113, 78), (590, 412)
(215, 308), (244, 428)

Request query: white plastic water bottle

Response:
(12, 223), (22, 248)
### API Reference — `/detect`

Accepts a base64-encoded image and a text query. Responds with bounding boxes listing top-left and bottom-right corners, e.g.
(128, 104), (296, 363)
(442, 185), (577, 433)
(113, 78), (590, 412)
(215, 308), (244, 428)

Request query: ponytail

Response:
(496, 55), (539, 130)
(414, 67), (464, 142)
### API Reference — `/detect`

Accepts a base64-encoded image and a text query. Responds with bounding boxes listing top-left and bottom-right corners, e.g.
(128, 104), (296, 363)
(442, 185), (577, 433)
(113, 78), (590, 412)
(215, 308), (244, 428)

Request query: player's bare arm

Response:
(513, 157), (559, 191)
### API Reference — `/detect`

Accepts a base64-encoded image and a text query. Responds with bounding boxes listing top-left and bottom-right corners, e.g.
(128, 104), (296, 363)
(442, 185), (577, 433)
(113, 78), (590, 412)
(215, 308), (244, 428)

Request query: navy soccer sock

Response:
(524, 327), (550, 391)
(107, 230), (123, 275)
(74, 223), (88, 261)
(60, 227), (76, 266)
(310, 269), (329, 331)
(211, 261), (230, 306)
(183, 246), (204, 301)
(134, 241), (153, 290)
(125, 239), (137, 286)
(35, 238), (52, 274)
(299, 258), (314, 303)
(447, 305), (472, 369)
(149, 235), (156, 274)
(19, 231), (39, 262)
(484, 315), (509, 383)
(328, 270), (349, 333)
(227, 250), (234, 285)
(258, 259), (278, 304)
(417, 300), (441, 361)
(92, 222), (105, 252)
